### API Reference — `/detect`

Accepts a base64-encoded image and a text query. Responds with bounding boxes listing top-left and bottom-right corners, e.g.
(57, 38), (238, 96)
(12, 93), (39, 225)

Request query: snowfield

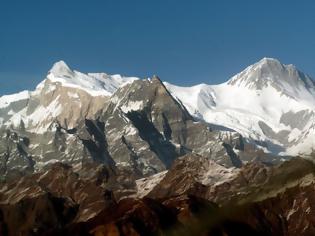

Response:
(165, 58), (315, 156)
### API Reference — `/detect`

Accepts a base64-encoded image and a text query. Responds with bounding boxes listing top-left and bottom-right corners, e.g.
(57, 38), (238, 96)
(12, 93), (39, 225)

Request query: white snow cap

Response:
(228, 57), (315, 92)
(49, 60), (74, 77)
(259, 57), (281, 64)
(45, 60), (139, 96)
(165, 57), (315, 156)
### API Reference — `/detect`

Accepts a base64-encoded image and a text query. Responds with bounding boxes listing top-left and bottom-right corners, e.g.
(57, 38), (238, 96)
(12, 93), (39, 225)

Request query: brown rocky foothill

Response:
(0, 157), (315, 235)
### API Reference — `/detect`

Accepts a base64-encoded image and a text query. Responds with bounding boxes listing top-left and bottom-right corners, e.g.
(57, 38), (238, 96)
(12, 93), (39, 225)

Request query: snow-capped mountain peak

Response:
(2, 57), (315, 158)
(165, 57), (315, 156)
(228, 57), (315, 94)
(0, 61), (140, 134)
(44, 61), (139, 96)
(49, 60), (74, 77)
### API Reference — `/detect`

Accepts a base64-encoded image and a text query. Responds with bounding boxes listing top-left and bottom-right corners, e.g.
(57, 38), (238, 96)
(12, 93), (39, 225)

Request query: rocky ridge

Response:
(0, 63), (262, 177)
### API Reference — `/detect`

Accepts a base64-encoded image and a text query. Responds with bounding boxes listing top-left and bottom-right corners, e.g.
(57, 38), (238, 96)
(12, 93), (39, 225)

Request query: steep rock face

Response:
(0, 64), (254, 177)
(0, 129), (35, 175)
(0, 61), (135, 175)
(0, 62), (118, 174)
(99, 76), (249, 175)
(0, 121), (91, 174)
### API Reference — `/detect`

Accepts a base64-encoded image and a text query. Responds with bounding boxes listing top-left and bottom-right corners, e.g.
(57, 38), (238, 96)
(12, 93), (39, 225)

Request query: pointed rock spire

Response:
(152, 75), (162, 82)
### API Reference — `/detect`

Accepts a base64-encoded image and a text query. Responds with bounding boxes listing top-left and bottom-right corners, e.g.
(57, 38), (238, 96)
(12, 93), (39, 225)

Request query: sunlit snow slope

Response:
(165, 58), (315, 156)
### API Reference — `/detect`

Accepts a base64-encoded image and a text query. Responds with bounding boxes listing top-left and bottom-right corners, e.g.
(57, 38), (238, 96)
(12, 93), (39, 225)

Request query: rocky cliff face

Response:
(0, 68), (258, 178)
(99, 76), (252, 175)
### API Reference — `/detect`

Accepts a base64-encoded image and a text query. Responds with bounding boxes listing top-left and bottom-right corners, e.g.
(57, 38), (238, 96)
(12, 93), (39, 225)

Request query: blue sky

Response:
(0, 0), (315, 94)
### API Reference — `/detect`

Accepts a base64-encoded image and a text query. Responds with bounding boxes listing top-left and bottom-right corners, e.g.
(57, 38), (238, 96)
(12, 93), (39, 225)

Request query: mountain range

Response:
(1, 58), (315, 235)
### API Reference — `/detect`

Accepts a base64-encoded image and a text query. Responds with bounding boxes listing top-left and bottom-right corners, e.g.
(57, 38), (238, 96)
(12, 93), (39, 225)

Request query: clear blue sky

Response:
(0, 0), (315, 94)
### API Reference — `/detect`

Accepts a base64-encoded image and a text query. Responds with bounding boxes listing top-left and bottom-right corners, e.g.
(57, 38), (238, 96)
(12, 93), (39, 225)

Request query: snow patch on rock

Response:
(121, 101), (144, 113)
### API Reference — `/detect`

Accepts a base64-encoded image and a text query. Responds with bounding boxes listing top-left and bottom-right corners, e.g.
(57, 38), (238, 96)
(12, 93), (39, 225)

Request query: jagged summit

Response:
(151, 74), (161, 81)
(44, 60), (139, 96)
(227, 57), (315, 93)
(165, 57), (315, 156)
(258, 57), (281, 64)
(49, 60), (73, 77)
